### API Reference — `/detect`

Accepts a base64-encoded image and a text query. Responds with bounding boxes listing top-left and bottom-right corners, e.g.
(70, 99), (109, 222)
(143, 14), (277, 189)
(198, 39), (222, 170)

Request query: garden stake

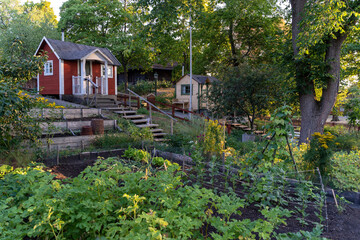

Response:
(285, 135), (299, 175)
(332, 189), (338, 208)
(261, 132), (276, 155)
(317, 167), (328, 232)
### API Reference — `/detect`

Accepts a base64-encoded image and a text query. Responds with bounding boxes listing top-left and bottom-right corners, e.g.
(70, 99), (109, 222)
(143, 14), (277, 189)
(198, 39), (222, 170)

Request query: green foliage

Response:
(59, 0), (154, 86)
(201, 119), (225, 158)
(0, 40), (49, 164)
(0, 0), (59, 60)
(136, 107), (149, 115)
(129, 80), (154, 95)
(116, 118), (153, 142)
(344, 85), (360, 130)
(303, 132), (336, 178)
(208, 64), (281, 130)
(93, 133), (142, 149)
(152, 157), (165, 167)
(226, 130), (258, 155)
(155, 94), (172, 105)
(123, 147), (151, 164)
(330, 150), (360, 192)
(0, 157), (302, 239)
(119, 80), (174, 96)
(160, 133), (193, 154)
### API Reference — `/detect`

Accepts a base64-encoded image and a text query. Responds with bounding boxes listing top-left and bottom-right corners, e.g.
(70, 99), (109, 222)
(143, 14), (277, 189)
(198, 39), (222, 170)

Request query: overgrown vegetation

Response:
(118, 80), (173, 96)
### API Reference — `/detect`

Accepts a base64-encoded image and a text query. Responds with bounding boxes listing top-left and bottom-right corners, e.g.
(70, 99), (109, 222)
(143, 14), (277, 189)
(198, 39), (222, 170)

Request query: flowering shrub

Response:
(303, 132), (336, 177)
(201, 119), (225, 158)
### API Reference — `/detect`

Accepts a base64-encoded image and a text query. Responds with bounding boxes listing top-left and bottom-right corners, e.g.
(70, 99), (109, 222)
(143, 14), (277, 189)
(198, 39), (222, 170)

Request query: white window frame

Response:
(102, 65), (113, 78)
(44, 60), (53, 76)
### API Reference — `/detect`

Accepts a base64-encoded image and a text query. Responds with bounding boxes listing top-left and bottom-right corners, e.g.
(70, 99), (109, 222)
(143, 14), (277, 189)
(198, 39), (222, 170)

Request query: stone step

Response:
(96, 98), (116, 102)
(153, 132), (167, 137)
(132, 118), (149, 124)
(95, 103), (118, 108)
(122, 115), (145, 119)
(114, 110), (137, 115)
(150, 128), (164, 133)
(154, 138), (167, 142)
(100, 107), (121, 111)
(137, 124), (159, 128)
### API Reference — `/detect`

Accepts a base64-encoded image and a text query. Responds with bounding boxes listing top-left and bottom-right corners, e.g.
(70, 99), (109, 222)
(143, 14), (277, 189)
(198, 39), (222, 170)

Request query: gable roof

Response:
(36, 37), (121, 66)
(178, 74), (218, 84)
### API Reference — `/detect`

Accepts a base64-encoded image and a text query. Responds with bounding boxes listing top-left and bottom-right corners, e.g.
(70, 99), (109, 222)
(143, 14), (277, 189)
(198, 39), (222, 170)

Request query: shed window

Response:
(44, 61), (53, 76)
(102, 65), (113, 78)
(181, 84), (193, 95)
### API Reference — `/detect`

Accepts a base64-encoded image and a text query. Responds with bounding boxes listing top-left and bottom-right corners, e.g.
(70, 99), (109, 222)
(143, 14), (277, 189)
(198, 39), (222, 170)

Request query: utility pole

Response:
(189, 8), (193, 120)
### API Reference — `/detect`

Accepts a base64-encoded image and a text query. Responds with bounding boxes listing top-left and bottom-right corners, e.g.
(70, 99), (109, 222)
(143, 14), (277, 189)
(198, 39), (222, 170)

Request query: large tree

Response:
(59, 0), (154, 90)
(289, 0), (360, 143)
(0, 0), (59, 60)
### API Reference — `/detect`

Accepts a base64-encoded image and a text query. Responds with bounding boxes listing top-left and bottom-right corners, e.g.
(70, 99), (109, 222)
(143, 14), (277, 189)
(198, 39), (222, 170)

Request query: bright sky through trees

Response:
(20, 0), (66, 19)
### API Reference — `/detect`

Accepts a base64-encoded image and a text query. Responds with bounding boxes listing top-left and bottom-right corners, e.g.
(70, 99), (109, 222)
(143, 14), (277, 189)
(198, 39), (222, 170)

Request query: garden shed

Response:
(174, 74), (218, 112)
(35, 37), (121, 100)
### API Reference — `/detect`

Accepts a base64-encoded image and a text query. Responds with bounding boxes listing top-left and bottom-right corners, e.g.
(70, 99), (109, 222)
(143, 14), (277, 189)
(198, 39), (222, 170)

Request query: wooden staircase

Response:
(89, 96), (118, 108)
(113, 108), (167, 141)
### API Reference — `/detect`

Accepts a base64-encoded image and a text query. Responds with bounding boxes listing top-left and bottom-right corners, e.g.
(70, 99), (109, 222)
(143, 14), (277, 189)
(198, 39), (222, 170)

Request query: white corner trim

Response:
(82, 48), (112, 63)
(59, 60), (64, 95)
(34, 37), (60, 60)
(37, 74), (40, 93)
(115, 66), (118, 95)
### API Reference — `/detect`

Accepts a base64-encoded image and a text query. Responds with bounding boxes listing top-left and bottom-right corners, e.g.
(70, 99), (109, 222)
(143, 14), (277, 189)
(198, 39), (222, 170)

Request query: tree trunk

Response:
(290, 0), (347, 143)
(228, 19), (238, 66)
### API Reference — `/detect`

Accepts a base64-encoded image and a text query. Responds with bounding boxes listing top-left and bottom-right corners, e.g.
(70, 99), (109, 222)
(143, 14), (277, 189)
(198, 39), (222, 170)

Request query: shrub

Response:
(334, 133), (360, 152)
(122, 147), (151, 163)
(155, 94), (172, 105)
(201, 119), (225, 158)
(330, 150), (360, 192)
(303, 132), (336, 177)
(137, 108), (149, 115)
(93, 133), (141, 149)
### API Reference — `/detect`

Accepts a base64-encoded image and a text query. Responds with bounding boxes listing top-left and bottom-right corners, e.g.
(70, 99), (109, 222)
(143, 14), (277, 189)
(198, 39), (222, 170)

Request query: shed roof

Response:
(37, 37), (121, 66)
(179, 74), (219, 84)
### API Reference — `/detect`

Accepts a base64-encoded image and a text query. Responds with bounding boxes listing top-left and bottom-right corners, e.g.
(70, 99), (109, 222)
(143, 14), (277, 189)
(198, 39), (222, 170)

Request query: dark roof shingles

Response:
(45, 38), (121, 66)
(190, 74), (218, 84)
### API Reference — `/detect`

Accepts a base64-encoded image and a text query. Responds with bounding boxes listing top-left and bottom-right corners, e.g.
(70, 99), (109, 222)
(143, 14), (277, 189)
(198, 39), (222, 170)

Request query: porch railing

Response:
(85, 76), (98, 106)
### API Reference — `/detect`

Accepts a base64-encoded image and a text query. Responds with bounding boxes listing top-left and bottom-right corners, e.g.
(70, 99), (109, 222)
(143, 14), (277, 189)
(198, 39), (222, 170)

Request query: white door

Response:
(101, 64), (108, 95)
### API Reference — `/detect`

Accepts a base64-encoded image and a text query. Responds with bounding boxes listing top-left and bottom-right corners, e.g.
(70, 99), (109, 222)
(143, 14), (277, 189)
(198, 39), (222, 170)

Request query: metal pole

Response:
(189, 8), (192, 120)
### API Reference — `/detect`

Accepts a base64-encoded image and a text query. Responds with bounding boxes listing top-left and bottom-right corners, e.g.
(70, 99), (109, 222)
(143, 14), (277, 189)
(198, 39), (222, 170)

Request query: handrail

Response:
(86, 77), (98, 88)
(127, 89), (177, 122)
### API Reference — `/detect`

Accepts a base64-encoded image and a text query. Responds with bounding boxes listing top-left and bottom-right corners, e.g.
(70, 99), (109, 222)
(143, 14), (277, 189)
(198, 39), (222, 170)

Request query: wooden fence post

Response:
(149, 105), (152, 124)
(171, 119), (174, 135)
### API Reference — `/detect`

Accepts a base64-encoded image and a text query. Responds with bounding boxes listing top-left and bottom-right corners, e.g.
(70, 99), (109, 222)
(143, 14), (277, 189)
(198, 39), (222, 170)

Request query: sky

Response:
(20, 0), (67, 20)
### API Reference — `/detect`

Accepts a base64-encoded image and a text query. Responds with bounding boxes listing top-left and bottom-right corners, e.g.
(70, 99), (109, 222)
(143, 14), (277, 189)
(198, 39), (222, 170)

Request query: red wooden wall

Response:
(38, 43), (59, 95)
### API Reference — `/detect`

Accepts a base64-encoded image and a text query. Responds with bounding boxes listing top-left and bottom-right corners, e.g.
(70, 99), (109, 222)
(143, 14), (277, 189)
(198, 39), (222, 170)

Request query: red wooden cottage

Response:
(35, 37), (121, 100)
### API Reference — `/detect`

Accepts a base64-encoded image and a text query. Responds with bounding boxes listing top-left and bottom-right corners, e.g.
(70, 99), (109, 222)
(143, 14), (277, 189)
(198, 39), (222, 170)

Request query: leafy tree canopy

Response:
(208, 63), (283, 130)
(0, 0), (59, 60)
(59, 0), (154, 89)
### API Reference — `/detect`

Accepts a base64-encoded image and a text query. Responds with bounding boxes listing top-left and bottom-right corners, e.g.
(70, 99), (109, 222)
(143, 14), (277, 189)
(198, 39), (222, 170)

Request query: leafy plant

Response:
(344, 85), (360, 131)
(122, 147), (151, 163)
(152, 157), (165, 167)
(330, 150), (360, 192)
(303, 132), (336, 178)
